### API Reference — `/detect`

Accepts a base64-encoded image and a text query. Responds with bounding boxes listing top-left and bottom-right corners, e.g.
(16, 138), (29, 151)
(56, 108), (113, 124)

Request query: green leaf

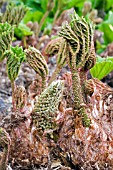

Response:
(90, 56), (113, 80)
(98, 23), (113, 44)
(14, 23), (33, 39)
(6, 46), (26, 81)
(97, 11), (113, 44)
(25, 0), (41, 11)
(41, 0), (48, 12)
(88, 0), (105, 9)
(105, 0), (113, 11)
(106, 11), (113, 24)
(23, 10), (43, 23)
(96, 40), (106, 54)
(88, 0), (113, 11)
(67, 0), (85, 8)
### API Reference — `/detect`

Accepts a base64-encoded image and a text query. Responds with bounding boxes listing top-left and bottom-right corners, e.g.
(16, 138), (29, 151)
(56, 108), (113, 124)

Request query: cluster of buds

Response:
(45, 13), (96, 127)
(0, 23), (14, 61)
(59, 13), (95, 70)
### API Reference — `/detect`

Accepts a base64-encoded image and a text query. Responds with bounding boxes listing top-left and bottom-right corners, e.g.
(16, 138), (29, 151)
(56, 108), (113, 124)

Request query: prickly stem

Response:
(42, 75), (47, 90)
(79, 70), (88, 101)
(72, 69), (83, 108)
(70, 67), (90, 127)
(48, 66), (62, 86)
(11, 81), (15, 110)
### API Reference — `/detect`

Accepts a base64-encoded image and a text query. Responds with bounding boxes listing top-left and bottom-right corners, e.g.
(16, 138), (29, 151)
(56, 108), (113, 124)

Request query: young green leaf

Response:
(6, 46), (26, 82)
(14, 23), (33, 39)
(90, 55), (113, 80)
(98, 23), (113, 44)
(98, 11), (113, 44)
(106, 11), (113, 24)
(23, 10), (43, 24)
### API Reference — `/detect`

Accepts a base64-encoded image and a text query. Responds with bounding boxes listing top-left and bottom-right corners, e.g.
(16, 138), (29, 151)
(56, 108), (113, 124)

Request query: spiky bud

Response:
(1, 2), (28, 26)
(0, 23), (14, 62)
(6, 46), (25, 82)
(25, 47), (48, 89)
(13, 86), (27, 112)
(32, 80), (64, 131)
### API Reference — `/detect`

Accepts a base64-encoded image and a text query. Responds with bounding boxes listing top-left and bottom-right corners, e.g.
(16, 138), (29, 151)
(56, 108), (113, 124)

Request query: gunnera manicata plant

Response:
(0, 6), (113, 169)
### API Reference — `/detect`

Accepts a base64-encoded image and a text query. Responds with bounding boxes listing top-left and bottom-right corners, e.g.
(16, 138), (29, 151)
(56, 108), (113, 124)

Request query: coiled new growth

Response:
(1, 2), (28, 26)
(32, 80), (64, 132)
(25, 47), (48, 90)
(0, 23), (14, 61)
(58, 13), (96, 127)
(45, 37), (63, 57)
(45, 37), (67, 84)
(0, 128), (11, 170)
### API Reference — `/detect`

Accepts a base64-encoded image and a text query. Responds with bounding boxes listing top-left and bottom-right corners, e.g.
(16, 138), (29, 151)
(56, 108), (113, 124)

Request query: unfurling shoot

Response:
(25, 47), (48, 90)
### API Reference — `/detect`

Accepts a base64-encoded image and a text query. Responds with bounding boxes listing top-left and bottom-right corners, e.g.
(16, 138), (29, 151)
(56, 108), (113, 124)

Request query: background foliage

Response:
(4, 0), (113, 80)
